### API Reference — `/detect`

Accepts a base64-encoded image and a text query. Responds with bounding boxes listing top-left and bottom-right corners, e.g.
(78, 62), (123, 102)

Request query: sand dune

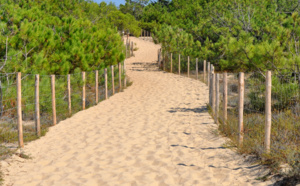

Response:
(2, 37), (274, 185)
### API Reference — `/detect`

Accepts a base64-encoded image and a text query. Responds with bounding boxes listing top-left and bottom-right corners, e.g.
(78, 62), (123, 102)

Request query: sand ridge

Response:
(1, 37), (274, 185)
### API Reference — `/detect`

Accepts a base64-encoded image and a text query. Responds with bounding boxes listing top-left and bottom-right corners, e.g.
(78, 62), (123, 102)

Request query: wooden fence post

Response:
(125, 42), (128, 59)
(95, 70), (99, 103)
(35, 74), (40, 136)
(128, 39), (130, 58)
(163, 51), (165, 71)
(170, 53), (173, 73)
(111, 66), (115, 95)
(265, 71), (272, 153)
(187, 56), (190, 77)
(178, 54), (181, 75)
(157, 49), (160, 63)
(215, 73), (219, 124)
(105, 68), (108, 99)
(223, 72), (227, 125)
(238, 72), (244, 147)
(209, 69), (212, 107)
(158, 49), (161, 68)
(0, 81), (2, 116)
(204, 60), (206, 82)
(212, 66), (216, 116)
(208, 62), (210, 86)
(124, 61), (127, 88)
(51, 75), (56, 126)
(131, 41), (133, 56)
(209, 64), (213, 107)
(196, 58), (198, 80)
(82, 72), (86, 110)
(119, 63), (122, 91)
(17, 72), (23, 148)
(67, 74), (71, 116)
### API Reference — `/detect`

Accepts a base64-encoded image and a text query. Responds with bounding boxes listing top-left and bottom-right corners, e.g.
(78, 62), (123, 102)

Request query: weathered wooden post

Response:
(208, 62), (210, 86)
(105, 68), (108, 99)
(0, 81), (2, 117)
(125, 42), (128, 59)
(35, 74), (40, 136)
(111, 66), (115, 95)
(209, 64), (213, 107)
(265, 71), (272, 153)
(123, 61), (127, 88)
(238, 72), (244, 147)
(178, 54), (181, 75)
(196, 58), (198, 80)
(119, 63), (122, 91)
(131, 41), (134, 56)
(157, 49), (160, 63)
(223, 72), (227, 125)
(163, 51), (165, 71)
(212, 66), (216, 117)
(209, 68), (212, 107)
(187, 56), (190, 77)
(215, 73), (219, 124)
(146, 31), (148, 40)
(170, 53), (173, 73)
(82, 72), (86, 110)
(17, 72), (23, 147)
(67, 74), (71, 115)
(51, 75), (56, 125)
(204, 60), (206, 82)
(128, 40), (130, 57)
(95, 70), (99, 103)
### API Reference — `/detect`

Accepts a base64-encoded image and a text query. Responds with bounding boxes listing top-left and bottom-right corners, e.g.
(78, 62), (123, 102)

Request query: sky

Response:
(93, 0), (126, 7)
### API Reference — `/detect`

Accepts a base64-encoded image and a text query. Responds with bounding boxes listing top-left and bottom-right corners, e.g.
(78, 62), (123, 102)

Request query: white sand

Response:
(2, 37), (274, 185)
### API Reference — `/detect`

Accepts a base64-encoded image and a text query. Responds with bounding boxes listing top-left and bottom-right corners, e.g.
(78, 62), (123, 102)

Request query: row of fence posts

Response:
(125, 38), (134, 58)
(158, 51), (272, 154)
(141, 30), (151, 41)
(157, 50), (206, 81)
(17, 62), (127, 148)
(208, 65), (272, 153)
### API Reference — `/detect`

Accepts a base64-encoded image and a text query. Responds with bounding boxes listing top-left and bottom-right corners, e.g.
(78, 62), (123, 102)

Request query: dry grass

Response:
(216, 108), (300, 180)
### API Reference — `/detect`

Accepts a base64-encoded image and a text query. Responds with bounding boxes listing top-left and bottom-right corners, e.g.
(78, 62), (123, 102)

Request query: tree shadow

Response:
(129, 61), (160, 72)
(168, 106), (207, 114)
(170, 144), (226, 151)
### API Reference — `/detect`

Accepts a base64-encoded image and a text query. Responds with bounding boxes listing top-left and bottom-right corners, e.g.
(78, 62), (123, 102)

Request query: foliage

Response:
(120, 0), (150, 20)
(0, 0), (140, 75)
(141, 0), (300, 75)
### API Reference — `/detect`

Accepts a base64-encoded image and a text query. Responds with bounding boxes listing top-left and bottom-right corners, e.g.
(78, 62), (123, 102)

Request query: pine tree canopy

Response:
(0, 0), (141, 75)
(140, 0), (300, 73)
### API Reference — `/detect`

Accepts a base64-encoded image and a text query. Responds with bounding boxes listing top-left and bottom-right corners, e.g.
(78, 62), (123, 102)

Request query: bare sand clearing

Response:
(2, 37), (274, 186)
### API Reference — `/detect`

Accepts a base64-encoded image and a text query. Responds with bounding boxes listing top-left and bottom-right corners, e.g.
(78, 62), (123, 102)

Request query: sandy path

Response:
(2, 37), (273, 186)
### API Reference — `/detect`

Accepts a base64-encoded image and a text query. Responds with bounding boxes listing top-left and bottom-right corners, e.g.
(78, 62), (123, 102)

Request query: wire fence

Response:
(160, 50), (300, 169)
(0, 61), (130, 149)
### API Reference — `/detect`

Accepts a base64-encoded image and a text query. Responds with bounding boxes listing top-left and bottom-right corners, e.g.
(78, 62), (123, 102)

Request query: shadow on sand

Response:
(168, 106), (207, 114)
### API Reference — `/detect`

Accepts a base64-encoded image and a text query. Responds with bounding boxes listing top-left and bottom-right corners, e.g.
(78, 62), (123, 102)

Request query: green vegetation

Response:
(164, 50), (299, 181)
(0, 0), (135, 161)
(0, 0), (141, 75)
(141, 0), (300, 74)
(0, 0), (298, 183)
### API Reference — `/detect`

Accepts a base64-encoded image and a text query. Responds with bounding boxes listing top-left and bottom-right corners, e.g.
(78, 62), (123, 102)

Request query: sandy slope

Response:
(2, 37), (274, 186)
